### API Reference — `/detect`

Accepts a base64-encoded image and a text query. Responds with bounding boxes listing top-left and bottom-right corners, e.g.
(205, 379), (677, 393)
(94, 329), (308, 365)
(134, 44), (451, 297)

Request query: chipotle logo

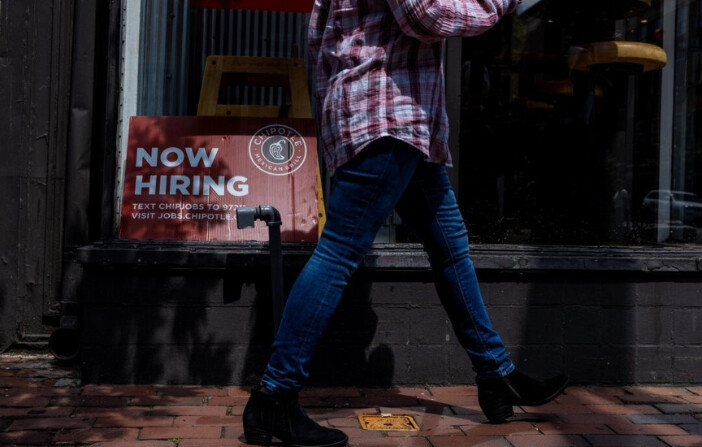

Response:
(248, 124), (307, 176)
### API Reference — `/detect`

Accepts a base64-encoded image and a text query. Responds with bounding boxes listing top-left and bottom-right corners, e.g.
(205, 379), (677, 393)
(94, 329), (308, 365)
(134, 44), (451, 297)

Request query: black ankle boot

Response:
(476, 370), (569, 424)
(243, 387), (348, 447)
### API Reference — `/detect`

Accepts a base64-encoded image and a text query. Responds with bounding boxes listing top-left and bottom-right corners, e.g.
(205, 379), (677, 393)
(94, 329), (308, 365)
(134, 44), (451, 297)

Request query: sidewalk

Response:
(1, 350), (702, 447)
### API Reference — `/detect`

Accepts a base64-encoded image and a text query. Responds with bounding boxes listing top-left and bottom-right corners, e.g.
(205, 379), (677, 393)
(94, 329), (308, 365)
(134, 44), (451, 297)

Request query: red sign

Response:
(189, 0), (314, 13)
(119, 116), (319, 242)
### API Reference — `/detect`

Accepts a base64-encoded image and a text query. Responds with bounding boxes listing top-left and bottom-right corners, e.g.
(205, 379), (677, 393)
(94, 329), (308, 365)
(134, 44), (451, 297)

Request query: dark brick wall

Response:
(78, 255), (702, 386)
(479, 277), (702, 385)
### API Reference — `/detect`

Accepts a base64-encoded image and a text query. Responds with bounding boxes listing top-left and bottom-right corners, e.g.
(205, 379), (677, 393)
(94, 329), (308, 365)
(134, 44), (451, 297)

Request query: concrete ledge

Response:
(77, 241), (702, 273)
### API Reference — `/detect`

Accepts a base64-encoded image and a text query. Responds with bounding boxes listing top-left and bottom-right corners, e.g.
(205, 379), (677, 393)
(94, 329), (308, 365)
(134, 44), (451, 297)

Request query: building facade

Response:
(2, 0), (702, 386)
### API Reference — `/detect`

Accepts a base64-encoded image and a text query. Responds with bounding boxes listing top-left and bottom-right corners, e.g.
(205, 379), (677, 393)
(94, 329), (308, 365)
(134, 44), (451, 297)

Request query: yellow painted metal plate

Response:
(357, 414), (420, 431)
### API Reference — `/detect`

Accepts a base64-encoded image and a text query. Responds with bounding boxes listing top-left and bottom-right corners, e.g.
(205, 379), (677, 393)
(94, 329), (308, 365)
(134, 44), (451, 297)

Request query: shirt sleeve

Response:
(308, 0), (329, 67)
(386, 0), (519, 43)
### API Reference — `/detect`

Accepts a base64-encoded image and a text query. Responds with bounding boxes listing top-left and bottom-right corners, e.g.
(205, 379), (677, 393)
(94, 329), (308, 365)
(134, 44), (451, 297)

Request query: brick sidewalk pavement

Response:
(2, 351), (702, 447)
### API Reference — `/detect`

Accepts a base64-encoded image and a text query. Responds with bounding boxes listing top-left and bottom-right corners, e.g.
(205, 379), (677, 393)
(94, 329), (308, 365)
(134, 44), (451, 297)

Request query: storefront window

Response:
(457, 0), (701, 245)
(117, 0), (316, 239)
(119, 0), (702, 246)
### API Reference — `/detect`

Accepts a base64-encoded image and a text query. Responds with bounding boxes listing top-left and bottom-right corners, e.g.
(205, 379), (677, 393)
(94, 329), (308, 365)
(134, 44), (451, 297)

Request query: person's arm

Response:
(308, 0), (330, 67)
(386, 0), (519, 43)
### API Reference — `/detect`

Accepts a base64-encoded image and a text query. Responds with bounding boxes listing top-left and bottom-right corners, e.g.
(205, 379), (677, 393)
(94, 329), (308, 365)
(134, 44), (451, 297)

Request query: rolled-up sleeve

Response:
(386, 0), (518, 42)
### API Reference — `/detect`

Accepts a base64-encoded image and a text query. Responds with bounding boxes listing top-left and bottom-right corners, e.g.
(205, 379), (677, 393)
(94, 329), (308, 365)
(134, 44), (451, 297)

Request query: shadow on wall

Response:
(79, 248), (395, 387)
(484, 272), (643, 385)
(478, 272), (629, 385)
(239, 266), (283, 385)
(310, 273), (395, 388)
(80, 264), (247, 384)
(241, 266), (395, 388)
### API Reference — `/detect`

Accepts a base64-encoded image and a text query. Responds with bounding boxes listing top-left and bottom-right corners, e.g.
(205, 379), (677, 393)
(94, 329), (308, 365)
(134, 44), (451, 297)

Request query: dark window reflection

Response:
(458, 0), (701, 245)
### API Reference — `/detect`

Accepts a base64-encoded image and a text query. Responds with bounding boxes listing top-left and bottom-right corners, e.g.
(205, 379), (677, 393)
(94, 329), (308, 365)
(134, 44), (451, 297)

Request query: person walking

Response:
(243, 1), (569, 446)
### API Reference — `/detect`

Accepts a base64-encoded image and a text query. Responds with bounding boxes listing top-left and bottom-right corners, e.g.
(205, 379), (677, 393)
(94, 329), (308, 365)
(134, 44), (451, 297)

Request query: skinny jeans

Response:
(261, 137), (514, 392)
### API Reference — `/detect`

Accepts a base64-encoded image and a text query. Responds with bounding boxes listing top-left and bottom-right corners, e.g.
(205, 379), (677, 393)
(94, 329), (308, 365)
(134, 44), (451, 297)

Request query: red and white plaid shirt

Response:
(308, 0), (519, 175)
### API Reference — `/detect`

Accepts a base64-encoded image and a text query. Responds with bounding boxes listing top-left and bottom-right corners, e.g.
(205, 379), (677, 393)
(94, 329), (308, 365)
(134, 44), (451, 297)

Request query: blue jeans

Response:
(261, 138), (514, 392)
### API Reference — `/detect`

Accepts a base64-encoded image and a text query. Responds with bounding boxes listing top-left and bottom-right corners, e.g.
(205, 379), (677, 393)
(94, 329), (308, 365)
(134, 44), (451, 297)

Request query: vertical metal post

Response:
(658, 0), (677, 241)
(236, 205), (285, 332)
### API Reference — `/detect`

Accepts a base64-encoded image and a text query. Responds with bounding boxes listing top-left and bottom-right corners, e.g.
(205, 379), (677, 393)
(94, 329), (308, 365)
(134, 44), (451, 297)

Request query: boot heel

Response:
(482, 402), (514, 424)
(477, 379), (515, 424)
(244, 428), (273, 445)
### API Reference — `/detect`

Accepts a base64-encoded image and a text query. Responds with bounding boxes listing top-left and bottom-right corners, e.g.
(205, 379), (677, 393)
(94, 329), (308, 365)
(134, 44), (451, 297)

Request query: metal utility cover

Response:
(358, 414), (420, 431)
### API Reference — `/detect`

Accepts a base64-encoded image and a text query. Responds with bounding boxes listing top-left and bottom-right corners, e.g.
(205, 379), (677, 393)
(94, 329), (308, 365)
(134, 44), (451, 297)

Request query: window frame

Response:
(114, 0), (702, 254)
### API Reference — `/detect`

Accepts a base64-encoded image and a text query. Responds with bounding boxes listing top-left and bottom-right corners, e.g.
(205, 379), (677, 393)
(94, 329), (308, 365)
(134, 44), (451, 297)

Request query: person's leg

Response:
(261, 138), (423, 392)
(394, 161), (514, 376)
(395, 162), (568, 423)
(244, 138), (422, 447)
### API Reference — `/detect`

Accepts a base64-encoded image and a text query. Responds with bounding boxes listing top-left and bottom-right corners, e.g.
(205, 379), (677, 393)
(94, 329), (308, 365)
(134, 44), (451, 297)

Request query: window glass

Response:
(117, 0), (320, 238)
(134, 2), (312, 117)
(458, 0), (701, 245)
(122, 0), (702, 246)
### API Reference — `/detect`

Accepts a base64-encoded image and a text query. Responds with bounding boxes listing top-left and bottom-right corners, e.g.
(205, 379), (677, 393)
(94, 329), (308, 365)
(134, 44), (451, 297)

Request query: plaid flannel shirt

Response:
(308, 0), (519, 175)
